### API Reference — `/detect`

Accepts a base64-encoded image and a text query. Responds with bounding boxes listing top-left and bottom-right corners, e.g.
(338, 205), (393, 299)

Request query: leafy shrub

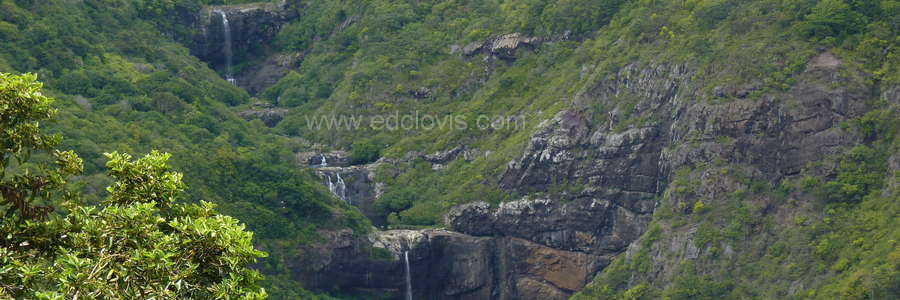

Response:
(819, 145), (887, 203)
(350, 138), (385, 165)
(801, 0), (866, 41)
(1, 73), (266, 298)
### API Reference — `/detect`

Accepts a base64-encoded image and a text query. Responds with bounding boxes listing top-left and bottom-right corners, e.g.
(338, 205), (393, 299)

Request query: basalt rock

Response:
(296, 229), (605, 300)
(192, 1), (300, 92)
(238, 52), (303, 95)
(193, 1), (296, 66)
(462, 33), (544, 59)
(299, 151), (386, 225)
(237, 103), (287, 127)
(316, 166), (383, 225)
(297, 52), (881, 299)
(297, 151), (353, 167)
(496, 53), (875, 296)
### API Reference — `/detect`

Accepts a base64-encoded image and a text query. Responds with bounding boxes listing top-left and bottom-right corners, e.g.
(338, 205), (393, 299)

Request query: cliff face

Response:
(291, 229), (604, 300)
(191, 1), (300, 94)
(289, 50), (894, 299)
(193, 1), (294, 65)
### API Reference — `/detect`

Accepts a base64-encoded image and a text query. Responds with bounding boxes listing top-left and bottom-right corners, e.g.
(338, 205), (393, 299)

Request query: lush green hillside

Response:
(256, 0), (898, 298)
(258, 0), (897, 226)
(0, 0), (369, 298)
(2, 0), (897, 298)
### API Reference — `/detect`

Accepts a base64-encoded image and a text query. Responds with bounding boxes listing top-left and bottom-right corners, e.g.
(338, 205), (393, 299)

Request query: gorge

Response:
(189, 2), (898, 299)
(1, 0), (895, 299)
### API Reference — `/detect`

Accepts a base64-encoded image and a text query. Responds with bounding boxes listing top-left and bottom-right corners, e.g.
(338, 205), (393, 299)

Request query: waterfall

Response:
(327, 175), (335, 194)
(336, 173), (347, 204)
(403, 251), (412, 300)
(325, 173), (348, 204)
(214, 10), (235, 84)
(320, 155), (327, 167)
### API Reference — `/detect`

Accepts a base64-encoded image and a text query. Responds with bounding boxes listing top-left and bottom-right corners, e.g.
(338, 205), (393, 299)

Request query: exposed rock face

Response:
(446, 198), (648, 256)
(495, 54), (875, 296)
(294, 52), (883, 299)
(462, 33), (544, 59)
(193, 1), (295, 65)
(296, 229), (604, 300)
(237, 52), (303, 95)
(192, 1), (300, 92)
(298, 151), (385, 225)
(297, 151), (353, 167)
(316, 166), (382, 224)
(237, 102), (287, 127)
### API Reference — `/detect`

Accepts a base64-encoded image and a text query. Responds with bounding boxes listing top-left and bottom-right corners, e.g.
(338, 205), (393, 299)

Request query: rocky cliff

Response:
(191, 1), (301, 93)
(289, 49), (895, 299)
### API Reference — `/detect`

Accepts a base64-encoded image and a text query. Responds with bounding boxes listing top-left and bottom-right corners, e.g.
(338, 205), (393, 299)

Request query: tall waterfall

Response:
(215, 10), (235, 84)
(403, 251), (412, 300)
(336, 173), (347, 202)
(326, 173), (348, 204)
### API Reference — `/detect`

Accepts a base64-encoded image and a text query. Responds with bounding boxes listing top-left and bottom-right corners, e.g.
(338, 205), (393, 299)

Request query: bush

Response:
(801, 0), (866, 41)
(350, 138), (385, 165)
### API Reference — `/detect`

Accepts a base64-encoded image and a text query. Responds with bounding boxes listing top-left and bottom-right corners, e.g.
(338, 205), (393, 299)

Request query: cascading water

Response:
(320, 156), (352, 204)
(403, 251), (412, 300)
(327, 175), (335, 194)
(325, 173), (348, 204)
(214, 10), (235, 84)
(336, 173), (347, 203)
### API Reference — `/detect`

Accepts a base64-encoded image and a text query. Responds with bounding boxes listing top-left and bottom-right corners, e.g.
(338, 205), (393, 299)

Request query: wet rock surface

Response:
(299, 151), (385, 225)
(296, 229), (605, 300)
(191, 1), (301, 93)
(192, 1), (296, 68)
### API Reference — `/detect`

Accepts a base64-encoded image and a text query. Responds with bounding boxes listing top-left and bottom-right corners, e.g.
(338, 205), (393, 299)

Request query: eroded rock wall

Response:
(293, 52), (886, 299)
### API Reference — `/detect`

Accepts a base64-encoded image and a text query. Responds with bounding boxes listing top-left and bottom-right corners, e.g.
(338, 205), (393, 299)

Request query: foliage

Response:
(575, 100), (898, 299)
(0, 73), (82, 220)
(0, 1), (371, 296)
(258, 0), (898, 228)
(2, 0), (898, 298)
(349, 138), (384, 165)
(0, 73), (266, 298)
(819, 144), (888, 203)
(801, 0), (866, 41)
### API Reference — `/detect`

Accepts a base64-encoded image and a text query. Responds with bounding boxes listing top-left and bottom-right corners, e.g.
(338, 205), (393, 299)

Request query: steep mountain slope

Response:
(241, 0), (897, 298)
(0, 0), (369, 298)
(2, 0), (897, 299)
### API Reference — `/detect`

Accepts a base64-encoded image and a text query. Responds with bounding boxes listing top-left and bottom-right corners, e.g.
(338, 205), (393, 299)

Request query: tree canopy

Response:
(0, 72), (267, 299)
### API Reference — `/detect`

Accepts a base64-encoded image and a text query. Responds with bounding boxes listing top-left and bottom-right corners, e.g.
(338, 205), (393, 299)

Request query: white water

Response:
(327, 175), (335, 193)
(336, 173), (347, 202)
(404, 251), (412, 300)
(325, 172), (349, 204)
(215, 10), (235, 84)
(321, 156), (352, 204)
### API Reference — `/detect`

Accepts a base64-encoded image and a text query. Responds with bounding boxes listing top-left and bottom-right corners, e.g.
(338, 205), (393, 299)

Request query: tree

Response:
(0, 73), (267, 299)
(802, 0), (866, 41)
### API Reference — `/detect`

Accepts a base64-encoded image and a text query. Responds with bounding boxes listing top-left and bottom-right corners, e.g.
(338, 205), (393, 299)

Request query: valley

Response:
(0, 0), (897, 299)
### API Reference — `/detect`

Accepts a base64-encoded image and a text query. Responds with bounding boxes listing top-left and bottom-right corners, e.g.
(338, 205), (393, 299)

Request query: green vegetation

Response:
(256, 0), (898, 226)
(0, 1), (368, 297)
(2, 0), (898, 298)
(575, 104), (898, 299)
(1, 73), (265, 298)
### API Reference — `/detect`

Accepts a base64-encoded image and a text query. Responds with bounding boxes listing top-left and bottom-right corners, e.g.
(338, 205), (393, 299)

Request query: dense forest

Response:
(0, 0), (369, 298)
(1, 0), (897, 299)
